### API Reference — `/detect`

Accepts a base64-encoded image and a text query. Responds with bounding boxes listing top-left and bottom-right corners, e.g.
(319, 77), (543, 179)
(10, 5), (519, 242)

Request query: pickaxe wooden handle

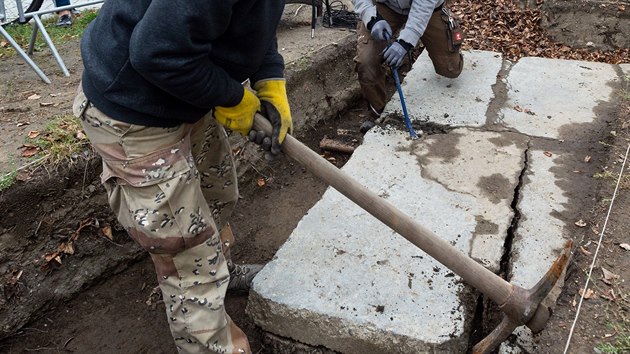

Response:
(254, 115), (571, 353)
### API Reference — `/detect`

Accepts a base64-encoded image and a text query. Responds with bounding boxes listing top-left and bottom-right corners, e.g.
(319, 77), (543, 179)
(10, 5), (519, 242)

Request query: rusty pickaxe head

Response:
(472, 240), (572, 353)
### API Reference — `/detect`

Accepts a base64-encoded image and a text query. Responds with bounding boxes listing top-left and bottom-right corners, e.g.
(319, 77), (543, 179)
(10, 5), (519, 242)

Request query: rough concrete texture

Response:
(249, 52), (623, 352)
(499, 146), (574, 354)
(412, 128), (528, 272)
(500, 57), (618, 140)
(384, 50), (504, 127)
(248, 127), (527, 353)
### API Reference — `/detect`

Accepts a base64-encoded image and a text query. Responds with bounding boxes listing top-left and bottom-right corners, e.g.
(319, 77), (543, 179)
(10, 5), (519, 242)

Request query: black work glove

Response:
(248, 100), (285, 156)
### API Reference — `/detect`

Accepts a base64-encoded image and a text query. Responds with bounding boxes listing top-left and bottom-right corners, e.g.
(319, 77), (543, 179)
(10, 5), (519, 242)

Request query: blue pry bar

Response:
(392, 67), (417, 139)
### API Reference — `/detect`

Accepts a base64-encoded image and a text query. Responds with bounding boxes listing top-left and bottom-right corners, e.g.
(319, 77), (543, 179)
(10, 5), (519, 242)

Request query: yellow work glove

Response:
(252, 79), (293, 155)
(213, 88), (261, 136)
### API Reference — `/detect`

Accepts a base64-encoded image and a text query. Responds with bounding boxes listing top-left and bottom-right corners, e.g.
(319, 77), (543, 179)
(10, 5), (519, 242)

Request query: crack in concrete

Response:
(465, 142), (531, 351)
(500, 141), (530, 279)
(485, 59), (514, 127)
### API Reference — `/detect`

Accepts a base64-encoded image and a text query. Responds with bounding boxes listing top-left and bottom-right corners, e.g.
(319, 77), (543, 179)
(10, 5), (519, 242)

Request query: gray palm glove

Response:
(370, 20), (392, 42)
(382, 40), (413, 68)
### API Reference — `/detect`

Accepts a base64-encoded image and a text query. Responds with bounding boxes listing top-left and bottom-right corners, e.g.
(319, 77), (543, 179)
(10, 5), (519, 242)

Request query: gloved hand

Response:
(382, 40), (412, 68)
(369, 19), (392, 42)
(214, 88), (260, 136)
(252, 79), (293, 155)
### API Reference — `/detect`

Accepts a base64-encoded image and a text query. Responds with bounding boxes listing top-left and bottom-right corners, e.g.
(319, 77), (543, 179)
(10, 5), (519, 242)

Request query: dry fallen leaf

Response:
(101, 224), (113, 240)
(544, 151), (553, 157)
(574, 219), (587, 228)
(59, 242), (75, 255)
(579, 288), (595, 299)
(21, 146), (39, 157)
(27, 94), (41, 100)
(584, 155), (591, 163)
(39, 102), (54, 107)
(257, 178), (266, 187)
(514, 105), (523, 112)
(579, 246), (592, 256)
(27, 130), (40, 139)
(601, 289), (616, 302)
(620, 243), (630, 251)
(602, 267), (619, 285)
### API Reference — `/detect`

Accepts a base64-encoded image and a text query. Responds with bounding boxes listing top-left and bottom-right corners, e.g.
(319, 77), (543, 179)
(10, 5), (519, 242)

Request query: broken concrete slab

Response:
(412, 128), (529, 272)
(500, 57), (618, 140)
(510, 147), (572, 289)
(248, 52), (621, 352)
(248, 128), (527, 353)
(385, 50), (504, 127)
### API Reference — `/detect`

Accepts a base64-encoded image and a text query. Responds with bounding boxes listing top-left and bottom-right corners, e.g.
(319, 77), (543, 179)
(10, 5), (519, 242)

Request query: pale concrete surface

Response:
(500, 57), (619, 140)
(385, 50), (504, 127)
(249, 51), (627, 353)
(411, 128), (528, 272)
(250, 127), (515, 353)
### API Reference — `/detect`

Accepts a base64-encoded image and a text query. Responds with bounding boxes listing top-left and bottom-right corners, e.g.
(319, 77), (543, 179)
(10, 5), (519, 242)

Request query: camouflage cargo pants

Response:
(73, 89), (251, 354)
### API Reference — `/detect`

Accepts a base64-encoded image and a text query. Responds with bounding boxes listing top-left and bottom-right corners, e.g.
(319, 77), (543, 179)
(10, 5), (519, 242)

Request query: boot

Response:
(227, 261), (263, 292)
(220, 224), (263, 292)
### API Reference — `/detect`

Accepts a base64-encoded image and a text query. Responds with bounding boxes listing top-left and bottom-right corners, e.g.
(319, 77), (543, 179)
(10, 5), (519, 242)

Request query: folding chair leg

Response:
(32, 14), (70, 77)
(28, 22), (39, 55)
(0, 25), (51, 84)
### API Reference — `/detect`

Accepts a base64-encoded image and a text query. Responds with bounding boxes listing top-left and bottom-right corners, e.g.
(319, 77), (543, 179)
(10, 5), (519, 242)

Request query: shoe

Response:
(227, 263), (263, 292)
(56, 14), (72, 27)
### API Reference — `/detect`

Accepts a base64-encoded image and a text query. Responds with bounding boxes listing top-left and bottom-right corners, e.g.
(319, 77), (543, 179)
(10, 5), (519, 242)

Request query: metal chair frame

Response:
(0, 0), (103, 83)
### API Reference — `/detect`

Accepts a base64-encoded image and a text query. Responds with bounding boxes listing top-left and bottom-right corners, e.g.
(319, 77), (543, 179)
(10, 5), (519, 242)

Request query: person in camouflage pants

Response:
(74, 0), (293, 352)
(74, 89), (250, 352)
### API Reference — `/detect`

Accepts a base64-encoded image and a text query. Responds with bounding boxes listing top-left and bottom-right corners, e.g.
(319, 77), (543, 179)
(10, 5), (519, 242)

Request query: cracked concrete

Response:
(248, 49), (622, 352)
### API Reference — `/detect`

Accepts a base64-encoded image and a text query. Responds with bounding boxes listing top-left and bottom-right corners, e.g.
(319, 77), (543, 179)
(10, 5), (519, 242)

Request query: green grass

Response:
(0, 9), (97, 58)
(26, 114), (88, 165)
(0, 169), (17, 191)
(597, 323), (630, 353)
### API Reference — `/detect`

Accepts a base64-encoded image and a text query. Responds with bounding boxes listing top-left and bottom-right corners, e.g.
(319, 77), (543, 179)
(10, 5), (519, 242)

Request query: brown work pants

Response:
(354, 3), (464, 114)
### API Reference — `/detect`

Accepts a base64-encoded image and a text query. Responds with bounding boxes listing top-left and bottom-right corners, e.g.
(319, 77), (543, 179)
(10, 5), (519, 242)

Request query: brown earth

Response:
(1, 1), (629, 354)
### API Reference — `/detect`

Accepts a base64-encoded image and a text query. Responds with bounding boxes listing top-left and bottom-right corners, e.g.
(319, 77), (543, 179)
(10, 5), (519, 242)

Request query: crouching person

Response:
(353, 0), (464, 120)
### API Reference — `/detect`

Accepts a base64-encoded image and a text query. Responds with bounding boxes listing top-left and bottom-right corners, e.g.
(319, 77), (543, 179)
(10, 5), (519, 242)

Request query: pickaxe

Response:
(254, 114), (571, 353)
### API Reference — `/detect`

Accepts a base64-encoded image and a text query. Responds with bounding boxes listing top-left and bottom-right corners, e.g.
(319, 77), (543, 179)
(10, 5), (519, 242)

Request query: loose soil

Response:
(1, 1), (629, 354)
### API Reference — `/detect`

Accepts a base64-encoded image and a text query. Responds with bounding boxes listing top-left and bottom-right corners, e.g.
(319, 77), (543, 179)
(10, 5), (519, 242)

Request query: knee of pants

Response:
(355, 59), (386, 84)
(435, 53), (464, 79)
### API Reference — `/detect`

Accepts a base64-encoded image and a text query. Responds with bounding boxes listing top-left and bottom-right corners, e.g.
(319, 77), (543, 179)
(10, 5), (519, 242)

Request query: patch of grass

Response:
(0, 169), (17, 191)
(26, 114), (88, 166)
(0, 9), (98, 58)
(597, 323), (630, 354)
(594, 170), (616, 179)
